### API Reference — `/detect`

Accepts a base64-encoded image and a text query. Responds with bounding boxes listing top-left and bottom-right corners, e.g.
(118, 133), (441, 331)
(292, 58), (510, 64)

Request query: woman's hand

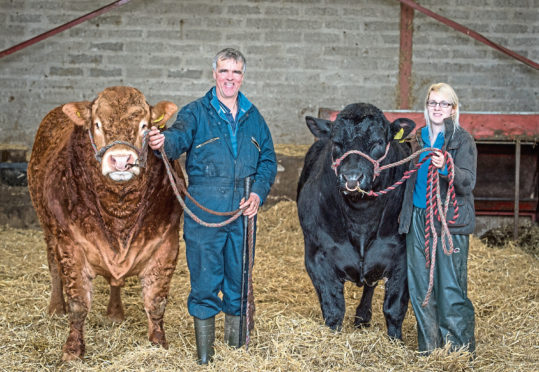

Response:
(431, 151), (445, 169)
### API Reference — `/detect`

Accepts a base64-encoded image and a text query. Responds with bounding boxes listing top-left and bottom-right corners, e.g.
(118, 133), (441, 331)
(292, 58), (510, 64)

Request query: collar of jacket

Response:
(414, 118), (458, 151)
(203, 88), (253, 122)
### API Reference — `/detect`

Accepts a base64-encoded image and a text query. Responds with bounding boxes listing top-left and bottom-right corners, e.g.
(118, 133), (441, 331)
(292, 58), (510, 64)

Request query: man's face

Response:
(213, 58), (244, 101)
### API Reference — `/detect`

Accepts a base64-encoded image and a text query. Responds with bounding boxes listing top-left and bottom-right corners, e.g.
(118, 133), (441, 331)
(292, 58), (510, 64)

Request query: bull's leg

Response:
(354, 284), (376, 328)
(45, 235), (66, 315)
(59, 250), (93, 361)
(382, 263), (409, 340)
(140, 261), (176, 348)
(106, 284), (125, 323)
(306, 252), (345, 331)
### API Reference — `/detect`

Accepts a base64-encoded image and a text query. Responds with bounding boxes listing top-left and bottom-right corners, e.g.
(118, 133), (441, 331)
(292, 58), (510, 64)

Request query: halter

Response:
(331, 142), (391, 180)
(88, 129), (150, 168)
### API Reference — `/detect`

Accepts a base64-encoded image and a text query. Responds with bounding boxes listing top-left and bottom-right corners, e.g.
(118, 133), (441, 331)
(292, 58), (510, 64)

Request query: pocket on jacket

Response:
(251, 137), (261, 152)
(195, 137), (220, 149)
(446, 199), (472, 228)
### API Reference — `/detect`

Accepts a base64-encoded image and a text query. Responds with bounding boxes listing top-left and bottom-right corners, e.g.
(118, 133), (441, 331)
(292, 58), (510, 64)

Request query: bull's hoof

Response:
(48, 302), (67, 316)
(354, 318), (371, 329)
(149, 338), (169, 349)
(62, 340), (85, 361)
(149, 331), (168, 349)
(387, 329), (403, 341)
(62, 351), (82, 362)
(324, 320), (343, 332)
(106, 306), (125, 323)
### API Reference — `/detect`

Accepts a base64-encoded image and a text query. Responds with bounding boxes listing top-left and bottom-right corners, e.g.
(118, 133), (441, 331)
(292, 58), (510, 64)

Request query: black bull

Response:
(297, 103), (416, 339)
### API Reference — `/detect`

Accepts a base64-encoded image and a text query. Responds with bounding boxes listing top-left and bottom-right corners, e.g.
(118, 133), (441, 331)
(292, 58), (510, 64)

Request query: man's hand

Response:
(148, 126), (165, 150)
(240, 192), (260, 218)
(431, 151), (445, 169)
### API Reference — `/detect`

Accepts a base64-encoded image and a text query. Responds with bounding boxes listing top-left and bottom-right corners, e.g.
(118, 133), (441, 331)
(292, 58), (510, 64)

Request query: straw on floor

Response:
(0, 202), (537, 371)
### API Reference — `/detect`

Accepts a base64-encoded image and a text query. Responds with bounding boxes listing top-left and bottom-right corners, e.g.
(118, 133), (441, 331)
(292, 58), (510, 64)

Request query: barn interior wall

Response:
(0, 0), (538, 149)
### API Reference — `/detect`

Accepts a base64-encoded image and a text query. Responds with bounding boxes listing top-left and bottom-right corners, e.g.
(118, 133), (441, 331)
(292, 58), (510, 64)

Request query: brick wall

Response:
(1, 0), (537, 149)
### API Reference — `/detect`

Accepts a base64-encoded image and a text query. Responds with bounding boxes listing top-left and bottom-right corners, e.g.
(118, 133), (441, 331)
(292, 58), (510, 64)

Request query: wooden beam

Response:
(0, 0), (132, 59)
(397, 0), (538, 70)
(318, 109), (539, 142)
(398, 2), (414, 109)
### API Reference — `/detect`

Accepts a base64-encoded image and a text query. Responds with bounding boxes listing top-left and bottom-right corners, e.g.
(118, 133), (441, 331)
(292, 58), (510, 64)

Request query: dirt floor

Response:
(0, 201), (537, 372)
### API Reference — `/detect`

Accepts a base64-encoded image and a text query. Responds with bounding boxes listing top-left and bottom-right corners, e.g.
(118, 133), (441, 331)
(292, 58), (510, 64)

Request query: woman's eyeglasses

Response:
(427, 100), (452, 108)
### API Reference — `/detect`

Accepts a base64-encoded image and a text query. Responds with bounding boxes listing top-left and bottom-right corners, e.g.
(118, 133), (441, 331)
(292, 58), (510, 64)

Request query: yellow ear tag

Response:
(394, 128), (404, 140)
(151, 113), (166, 129)
(152, 114), (164, 124)
(76, 111), (81, 117)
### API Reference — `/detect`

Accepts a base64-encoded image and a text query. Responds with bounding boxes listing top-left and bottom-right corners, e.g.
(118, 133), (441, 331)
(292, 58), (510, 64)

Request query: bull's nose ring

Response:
(345, 183), (367, 194)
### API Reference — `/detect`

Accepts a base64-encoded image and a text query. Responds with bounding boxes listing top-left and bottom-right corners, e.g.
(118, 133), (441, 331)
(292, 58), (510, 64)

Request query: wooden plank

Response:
(398, 3), (414, 109)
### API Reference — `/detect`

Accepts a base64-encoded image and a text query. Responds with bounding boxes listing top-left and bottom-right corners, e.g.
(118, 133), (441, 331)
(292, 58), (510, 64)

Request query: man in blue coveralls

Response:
(148, 48), (277, 364)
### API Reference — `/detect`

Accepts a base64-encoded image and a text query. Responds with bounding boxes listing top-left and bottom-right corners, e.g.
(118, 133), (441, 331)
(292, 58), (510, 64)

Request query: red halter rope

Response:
(332, 142), (459, 306)
(331, 142), (391, 180)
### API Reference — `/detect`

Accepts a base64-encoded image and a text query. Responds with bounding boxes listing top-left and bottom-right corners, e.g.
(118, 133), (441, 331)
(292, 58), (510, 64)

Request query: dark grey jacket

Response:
(398, 118), (477, 235)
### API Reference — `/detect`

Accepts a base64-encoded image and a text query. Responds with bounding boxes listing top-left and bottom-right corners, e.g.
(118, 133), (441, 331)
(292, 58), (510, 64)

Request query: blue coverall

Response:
(162, 88), (277, 320)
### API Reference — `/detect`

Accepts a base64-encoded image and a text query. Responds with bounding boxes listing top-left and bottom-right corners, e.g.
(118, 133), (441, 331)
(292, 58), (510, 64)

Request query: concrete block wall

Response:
(1, 0), (538, 149)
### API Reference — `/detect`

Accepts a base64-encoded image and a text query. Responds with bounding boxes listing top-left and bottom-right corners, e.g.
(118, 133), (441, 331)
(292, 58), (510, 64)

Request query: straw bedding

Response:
(0, 203), (537, 371)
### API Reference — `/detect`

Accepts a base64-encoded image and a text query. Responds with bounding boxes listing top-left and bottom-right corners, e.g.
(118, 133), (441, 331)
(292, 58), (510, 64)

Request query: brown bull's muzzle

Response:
(88, 129), (150, 182)
(101, 146), (141, 182)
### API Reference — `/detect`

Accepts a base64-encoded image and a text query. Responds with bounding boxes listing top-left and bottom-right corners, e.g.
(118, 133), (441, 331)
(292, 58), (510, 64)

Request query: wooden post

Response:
(513, 138), (521, 240)
(398, 2), (414, 109)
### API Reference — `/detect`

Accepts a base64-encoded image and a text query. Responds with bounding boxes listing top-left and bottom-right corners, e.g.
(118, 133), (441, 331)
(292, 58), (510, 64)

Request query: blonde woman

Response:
(399, 83), (477, 355)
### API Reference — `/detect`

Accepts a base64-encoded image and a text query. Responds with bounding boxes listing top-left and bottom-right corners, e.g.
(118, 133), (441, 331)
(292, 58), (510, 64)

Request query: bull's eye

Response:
(371, 139), (384, 150)
(140, 121), (148, 131)
(332, 143), (343, 157)
(371, 140), (385, 157)
(94, 120), (101, 130)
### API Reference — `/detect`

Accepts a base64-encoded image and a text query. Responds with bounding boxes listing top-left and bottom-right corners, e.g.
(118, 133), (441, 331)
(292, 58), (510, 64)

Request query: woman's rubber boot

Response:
(194, 316), (215, 364)
(224, 314), (246, 348)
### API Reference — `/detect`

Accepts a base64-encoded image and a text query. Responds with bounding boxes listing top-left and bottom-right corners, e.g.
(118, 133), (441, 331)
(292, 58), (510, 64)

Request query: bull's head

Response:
(306, 103), (415, 198)
(62, 86), (177, 182)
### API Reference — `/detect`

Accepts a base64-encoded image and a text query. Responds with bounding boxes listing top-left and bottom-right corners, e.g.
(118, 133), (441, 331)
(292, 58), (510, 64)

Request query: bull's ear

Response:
(151, 101), (178, 129)
(305, 116), (332, 140)
(390, 118), (416, 141)
(62, 101), (92, 127)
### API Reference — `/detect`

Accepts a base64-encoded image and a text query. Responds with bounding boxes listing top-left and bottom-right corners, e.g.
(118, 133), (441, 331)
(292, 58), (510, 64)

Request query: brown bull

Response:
(27, 86), (184, 361)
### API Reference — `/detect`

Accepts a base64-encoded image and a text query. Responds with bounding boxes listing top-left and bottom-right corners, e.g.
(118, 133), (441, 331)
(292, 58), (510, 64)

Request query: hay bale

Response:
(0, 201), (537, 371)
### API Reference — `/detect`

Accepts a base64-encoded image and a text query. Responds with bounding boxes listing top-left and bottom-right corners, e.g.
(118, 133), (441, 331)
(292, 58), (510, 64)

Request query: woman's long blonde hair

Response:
(424, 82), (460, 138)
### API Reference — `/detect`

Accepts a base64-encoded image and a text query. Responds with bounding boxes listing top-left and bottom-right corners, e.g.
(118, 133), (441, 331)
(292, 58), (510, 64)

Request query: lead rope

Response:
(158, 147), (244, 227)
(422, 151), (458, 306)
(332, 145), (459, 306)
(158, 146), (256, 346)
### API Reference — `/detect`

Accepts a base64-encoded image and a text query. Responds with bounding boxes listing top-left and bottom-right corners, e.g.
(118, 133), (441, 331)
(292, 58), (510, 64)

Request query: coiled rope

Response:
(332, 144), (459, 306)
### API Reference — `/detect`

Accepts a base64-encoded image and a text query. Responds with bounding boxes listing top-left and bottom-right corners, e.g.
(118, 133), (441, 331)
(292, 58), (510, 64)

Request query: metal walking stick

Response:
(239, 176), (251, 347)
